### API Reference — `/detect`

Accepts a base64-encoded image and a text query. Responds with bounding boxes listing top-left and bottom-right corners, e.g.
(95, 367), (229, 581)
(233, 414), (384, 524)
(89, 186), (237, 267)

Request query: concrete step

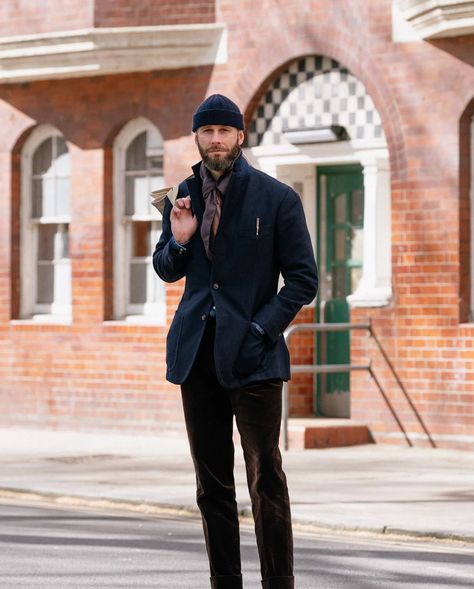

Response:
(287, 418), (374, 450)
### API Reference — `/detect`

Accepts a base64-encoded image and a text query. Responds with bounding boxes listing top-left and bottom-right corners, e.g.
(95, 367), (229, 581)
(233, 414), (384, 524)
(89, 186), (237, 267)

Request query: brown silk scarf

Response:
(200, 163), (232, 260)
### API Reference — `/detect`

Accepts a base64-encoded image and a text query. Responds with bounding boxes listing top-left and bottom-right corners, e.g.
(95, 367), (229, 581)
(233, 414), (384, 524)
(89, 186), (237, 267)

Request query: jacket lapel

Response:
(188, 164), (204, 225)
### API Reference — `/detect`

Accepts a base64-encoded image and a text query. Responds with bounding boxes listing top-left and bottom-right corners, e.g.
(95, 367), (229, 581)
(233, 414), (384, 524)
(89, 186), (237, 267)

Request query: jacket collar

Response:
(188, 153), (251, 247)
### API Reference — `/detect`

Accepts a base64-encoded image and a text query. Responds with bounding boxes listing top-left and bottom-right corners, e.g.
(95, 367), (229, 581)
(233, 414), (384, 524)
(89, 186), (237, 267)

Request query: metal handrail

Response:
(281, 321), (436, 450)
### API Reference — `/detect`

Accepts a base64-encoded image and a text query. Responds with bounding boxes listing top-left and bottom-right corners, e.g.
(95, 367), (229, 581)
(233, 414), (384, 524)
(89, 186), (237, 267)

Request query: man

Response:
(153, 94), (318, 589)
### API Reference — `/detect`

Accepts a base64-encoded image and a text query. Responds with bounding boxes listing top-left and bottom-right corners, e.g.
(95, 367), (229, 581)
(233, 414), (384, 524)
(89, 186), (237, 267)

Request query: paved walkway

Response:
(0, 427), (473, 544)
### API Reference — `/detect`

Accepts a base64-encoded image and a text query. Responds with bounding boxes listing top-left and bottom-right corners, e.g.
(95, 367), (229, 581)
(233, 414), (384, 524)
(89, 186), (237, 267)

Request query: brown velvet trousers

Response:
(181, 318), (294, 589)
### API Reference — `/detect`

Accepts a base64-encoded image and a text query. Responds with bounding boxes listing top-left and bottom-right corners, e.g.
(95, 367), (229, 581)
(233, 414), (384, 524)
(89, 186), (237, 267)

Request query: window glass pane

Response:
(132, 222), (150, 257)
(351, 189), (364, 226)
(56, 177), (70, 216)
(149, 174), (166, 191)
(130, 261), (147, 304)
(126, 132), (147, 171)
(351, 267), (363, 294)
(37, 263), (54, 303)
(32, 138), (53, 175)
(350, 227), (363, 262)
(332, 266), (346, 298)
(32, 178), (43, 218)
(55, 259), (71, 304)
(333, 192), (346, 224)
(334, 228), (346, 261)
(41, 178), (56, 217)
(58, 225), (69, 259)
(38, 224), (56, 261)
(32, 136), (70, 219)
(32, 177), (56, 218)
(53, 151), (70, 177)
(149, 155), (163, 174)
(125, 174), (149, 216)
(56, 136), (68, 160)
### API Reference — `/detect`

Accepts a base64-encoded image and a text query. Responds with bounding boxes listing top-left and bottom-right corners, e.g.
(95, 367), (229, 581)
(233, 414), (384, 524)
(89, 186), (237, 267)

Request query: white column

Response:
(348, 157), (392, 307)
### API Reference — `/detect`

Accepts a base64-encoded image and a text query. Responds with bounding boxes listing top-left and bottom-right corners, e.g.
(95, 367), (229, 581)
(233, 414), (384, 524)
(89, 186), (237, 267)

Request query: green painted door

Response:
(316, 165), (364, 416)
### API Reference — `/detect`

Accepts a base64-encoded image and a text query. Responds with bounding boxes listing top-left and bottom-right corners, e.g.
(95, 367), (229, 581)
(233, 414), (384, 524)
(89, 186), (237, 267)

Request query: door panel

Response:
(316, 165), (364, 417)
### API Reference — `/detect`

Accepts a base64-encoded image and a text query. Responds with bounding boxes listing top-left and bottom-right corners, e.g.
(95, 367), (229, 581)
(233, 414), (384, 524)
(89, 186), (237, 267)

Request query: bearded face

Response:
(195, 126), (244, 172)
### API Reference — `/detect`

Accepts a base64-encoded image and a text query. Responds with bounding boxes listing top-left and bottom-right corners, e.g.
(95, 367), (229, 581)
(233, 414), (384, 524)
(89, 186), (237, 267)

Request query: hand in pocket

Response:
(235, 322), (267, 377)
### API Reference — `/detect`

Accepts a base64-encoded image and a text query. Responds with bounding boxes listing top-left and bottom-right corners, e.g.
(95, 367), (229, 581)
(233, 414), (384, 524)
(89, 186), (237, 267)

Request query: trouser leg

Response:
(231, 379), (294, 589)
(181, 321), (242, 589)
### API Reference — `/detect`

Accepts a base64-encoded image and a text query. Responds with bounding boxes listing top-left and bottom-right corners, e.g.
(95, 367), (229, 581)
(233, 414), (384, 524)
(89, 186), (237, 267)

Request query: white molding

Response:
(0, 24), (227, 83)
(394, 0), (474, 39)
(20, 124), (72, 320)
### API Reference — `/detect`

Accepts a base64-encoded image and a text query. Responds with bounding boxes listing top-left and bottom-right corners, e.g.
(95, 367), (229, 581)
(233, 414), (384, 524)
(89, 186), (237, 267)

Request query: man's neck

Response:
(209, 168), (224, 181)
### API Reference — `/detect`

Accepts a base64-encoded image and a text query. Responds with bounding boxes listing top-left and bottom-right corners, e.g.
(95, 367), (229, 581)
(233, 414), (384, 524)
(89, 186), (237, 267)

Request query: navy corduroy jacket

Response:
(153, 155), (318, 388)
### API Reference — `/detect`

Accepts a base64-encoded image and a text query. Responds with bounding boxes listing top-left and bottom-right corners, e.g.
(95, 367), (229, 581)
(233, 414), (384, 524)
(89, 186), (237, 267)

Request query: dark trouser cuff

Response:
(262, 576), (294, 589)
(210, 574), (243, 589)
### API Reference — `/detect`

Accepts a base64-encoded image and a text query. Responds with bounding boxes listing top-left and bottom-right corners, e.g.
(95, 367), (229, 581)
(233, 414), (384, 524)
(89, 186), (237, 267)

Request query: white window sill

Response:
(11, 314), (72, 325)
(104, 315), (166, 327)
(347, 286), (392, 308)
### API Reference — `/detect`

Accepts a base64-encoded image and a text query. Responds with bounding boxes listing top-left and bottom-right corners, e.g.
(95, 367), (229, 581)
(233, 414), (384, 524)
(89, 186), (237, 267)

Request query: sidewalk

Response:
(0, 427), (473, 544)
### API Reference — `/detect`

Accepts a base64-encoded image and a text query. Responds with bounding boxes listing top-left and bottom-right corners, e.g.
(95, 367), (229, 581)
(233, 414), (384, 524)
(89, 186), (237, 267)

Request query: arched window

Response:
(113, 118), (166, 323)
(20, 125), (71, 320)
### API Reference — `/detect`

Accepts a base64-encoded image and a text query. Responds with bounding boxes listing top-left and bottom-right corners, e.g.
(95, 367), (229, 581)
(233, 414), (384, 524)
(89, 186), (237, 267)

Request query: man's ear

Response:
(238, 130), (245, 146)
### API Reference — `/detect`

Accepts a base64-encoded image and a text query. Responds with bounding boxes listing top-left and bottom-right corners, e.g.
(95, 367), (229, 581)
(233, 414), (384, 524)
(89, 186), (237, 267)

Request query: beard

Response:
(197, 140), (241, 172)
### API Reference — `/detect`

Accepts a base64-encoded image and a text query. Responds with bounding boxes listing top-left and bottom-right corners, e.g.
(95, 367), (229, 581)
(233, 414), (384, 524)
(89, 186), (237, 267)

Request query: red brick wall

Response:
(0, 0), (216, 38)
(0, 68), (211, 433)
(94, 0), (216, 27)
(0, 0), (473, 448)
(0, 1), (93, 36)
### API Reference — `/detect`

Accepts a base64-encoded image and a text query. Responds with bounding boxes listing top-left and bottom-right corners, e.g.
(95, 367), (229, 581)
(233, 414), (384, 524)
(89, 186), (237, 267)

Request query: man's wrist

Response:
(169, 236), (190, 255)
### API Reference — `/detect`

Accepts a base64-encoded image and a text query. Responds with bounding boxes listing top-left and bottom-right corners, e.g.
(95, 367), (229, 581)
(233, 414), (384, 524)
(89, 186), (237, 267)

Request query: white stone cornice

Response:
(395, 0), (474, 39)
(0, 24), (227, 83)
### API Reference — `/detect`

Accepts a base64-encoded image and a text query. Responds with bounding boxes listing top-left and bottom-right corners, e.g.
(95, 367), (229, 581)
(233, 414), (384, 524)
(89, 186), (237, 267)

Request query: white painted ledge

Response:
(0, 24), (227, 83)
(394, 0), (474, 39)
(347, 286), (392, 308)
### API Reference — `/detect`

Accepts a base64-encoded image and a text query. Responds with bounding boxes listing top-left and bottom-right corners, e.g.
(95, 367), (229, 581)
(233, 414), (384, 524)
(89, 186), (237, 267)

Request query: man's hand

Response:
(171, 196), (198, 245)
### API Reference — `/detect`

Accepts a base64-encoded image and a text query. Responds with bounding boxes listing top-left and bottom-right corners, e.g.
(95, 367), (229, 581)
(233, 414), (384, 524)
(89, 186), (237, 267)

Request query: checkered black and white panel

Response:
(247, 55), (385, 147)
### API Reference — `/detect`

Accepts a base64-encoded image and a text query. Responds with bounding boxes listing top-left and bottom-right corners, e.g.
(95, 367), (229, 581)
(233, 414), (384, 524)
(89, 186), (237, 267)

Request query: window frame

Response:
(113, 118), (167, 324)
(20, 124), (72, 322)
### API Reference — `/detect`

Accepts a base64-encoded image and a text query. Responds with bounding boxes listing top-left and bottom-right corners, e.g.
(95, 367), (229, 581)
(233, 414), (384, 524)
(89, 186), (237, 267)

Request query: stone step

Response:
(286, 418), (374, 450)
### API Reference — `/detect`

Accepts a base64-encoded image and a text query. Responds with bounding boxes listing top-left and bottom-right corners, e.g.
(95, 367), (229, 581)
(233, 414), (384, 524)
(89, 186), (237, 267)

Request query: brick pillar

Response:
(69, 145), (105, 324)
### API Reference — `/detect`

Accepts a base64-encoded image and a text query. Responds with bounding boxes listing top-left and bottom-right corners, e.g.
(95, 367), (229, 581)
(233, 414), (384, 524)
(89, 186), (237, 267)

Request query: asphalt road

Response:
(0, 500), (473, 588)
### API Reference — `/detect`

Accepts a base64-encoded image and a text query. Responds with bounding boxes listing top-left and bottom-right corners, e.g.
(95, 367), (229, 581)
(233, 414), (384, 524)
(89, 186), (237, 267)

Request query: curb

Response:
(1, 487), (473, 547)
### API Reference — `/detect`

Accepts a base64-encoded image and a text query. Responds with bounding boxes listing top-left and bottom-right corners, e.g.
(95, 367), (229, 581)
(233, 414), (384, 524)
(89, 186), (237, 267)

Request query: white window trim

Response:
(19, 124), (72, 322)
(113, 117), (166, 325)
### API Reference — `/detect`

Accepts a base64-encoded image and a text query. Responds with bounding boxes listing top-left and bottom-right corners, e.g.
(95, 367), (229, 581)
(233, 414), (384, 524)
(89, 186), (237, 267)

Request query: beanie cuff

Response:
(192, 109), (244, 132)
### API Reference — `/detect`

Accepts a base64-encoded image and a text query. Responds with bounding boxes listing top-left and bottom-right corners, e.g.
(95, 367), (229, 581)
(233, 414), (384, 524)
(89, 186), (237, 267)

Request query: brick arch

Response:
(459, 96), (474, 323)
(227, 23), (407, 180)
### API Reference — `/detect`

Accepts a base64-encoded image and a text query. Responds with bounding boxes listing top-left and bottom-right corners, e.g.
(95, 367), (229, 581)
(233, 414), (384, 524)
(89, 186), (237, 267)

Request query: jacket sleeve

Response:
(152, 197), (191, 283)
(253, 190), (318, 343)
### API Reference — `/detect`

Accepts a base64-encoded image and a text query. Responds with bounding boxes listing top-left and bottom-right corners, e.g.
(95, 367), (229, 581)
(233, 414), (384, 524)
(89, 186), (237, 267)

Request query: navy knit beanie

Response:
(192, 94), (244, 132)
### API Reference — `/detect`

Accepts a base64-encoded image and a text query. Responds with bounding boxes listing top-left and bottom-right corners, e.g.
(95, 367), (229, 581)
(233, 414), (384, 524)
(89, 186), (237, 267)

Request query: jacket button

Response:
(213, 283), (219, 290)
(201, 314), (206, 321)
